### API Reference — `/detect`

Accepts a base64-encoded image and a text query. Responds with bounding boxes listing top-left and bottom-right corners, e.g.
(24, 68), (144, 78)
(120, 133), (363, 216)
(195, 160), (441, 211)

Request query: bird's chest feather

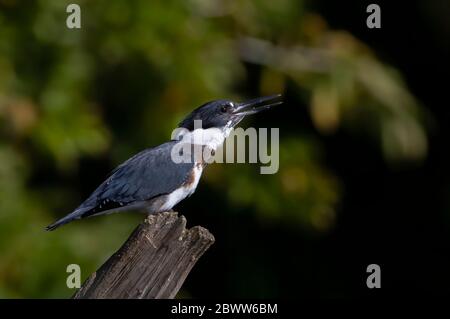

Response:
(183, 162), (204, 193)
(159, 163), (203, 211)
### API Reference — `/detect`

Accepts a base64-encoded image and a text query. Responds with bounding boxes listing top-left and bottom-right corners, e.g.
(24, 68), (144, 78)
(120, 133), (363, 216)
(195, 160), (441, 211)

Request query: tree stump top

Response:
(73, 212), (215, 299)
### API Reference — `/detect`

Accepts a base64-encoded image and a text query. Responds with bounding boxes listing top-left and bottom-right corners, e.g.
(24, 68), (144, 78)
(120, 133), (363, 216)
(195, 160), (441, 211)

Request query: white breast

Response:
(159, 164), (203, 212)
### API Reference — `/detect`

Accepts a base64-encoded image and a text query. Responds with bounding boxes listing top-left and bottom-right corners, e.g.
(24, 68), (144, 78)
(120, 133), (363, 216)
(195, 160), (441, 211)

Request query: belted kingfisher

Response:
(46, 94), (282, 230)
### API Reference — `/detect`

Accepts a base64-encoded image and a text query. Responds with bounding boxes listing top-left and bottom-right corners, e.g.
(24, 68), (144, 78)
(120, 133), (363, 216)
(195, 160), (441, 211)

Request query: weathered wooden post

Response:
(73, 212), (215, 299)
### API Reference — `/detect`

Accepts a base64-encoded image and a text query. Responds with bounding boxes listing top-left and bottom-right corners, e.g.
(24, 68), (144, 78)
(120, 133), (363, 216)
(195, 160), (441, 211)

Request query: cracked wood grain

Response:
(72, 212), (215, 299)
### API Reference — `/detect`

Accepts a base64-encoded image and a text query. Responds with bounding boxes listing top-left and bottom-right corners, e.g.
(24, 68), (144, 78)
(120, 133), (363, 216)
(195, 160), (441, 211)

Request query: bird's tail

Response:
(45, 207), (91, 231)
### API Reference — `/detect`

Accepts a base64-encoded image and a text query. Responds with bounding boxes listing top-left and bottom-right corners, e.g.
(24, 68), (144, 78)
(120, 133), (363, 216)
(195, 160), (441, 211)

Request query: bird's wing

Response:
(93, 141), (195, 204)
(46, 141), (195, 230)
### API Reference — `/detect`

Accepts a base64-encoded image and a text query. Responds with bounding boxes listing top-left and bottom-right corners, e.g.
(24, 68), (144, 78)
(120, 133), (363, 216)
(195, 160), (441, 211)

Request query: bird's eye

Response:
(220, 103), (233, 113)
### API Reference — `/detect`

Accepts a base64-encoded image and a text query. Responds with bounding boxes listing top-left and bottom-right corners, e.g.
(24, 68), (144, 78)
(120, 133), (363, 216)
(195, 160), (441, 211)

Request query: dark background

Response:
(185, 0), (450, 298)
(313, 0), (450, 297)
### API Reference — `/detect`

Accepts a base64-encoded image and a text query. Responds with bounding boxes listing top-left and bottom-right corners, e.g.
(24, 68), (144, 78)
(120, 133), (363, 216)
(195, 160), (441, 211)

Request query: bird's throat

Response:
(178, 127), (228, 151)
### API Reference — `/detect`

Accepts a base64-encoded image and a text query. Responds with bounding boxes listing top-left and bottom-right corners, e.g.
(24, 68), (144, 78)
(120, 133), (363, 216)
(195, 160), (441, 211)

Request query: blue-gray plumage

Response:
(46, 94), (282, 230)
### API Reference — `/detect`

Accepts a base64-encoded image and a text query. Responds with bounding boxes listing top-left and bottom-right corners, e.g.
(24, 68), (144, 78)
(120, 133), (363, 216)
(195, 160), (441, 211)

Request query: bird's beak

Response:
(232, 94), (283, 116)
